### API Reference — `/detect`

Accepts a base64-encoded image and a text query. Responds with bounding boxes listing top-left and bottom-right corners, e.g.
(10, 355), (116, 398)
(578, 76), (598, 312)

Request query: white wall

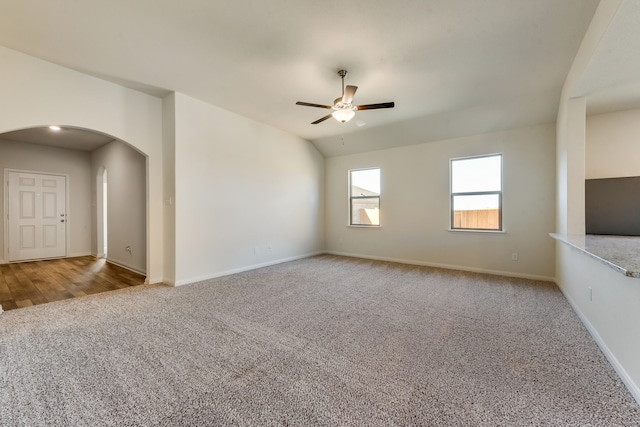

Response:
(557, 243), (640, 401)
(0, 140), (92, 260)
(586, 108), (640, 179)
(91, 140), (146, 273)
(567, 108), (640, 402)
(0, 45), (324, 286)
(555, 0), (640, 403)
(171, 93), (324, 285)
(0, 46), (163, 283)
(325, 124), (556, 280)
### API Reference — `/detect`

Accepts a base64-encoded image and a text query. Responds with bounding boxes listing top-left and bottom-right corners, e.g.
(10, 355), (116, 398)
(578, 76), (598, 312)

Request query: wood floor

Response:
(0, 256), (146, 312)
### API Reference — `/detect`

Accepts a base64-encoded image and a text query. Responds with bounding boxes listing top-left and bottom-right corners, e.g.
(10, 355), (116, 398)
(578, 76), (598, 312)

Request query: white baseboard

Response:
(68, 251), (92, 258)
(324, 251), (555, 282)
(173, 251), (324, 287)
(93, 253), (156, 283)
(105, 257), (146, 275)
(557, 283), (640, 405)
(0, 253), (91, 264)
(173, 250), (553, 287)
(146, 276), (163, 285)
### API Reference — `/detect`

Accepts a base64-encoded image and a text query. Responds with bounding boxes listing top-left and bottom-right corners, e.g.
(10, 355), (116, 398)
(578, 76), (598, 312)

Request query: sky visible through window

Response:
(452, 155), (501, 210)
(351, 168), (380, 194)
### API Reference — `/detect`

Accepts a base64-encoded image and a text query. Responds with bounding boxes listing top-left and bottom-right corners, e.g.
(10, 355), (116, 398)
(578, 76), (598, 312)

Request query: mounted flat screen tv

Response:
(585, 176), (640, 236)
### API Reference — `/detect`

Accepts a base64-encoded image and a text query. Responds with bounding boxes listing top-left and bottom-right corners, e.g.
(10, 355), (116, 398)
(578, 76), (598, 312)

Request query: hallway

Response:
(0, 256), (145, 311)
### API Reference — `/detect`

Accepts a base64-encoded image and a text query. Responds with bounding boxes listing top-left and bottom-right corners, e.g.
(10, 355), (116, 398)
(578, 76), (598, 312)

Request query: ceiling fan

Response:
(296, 70), (395, 124)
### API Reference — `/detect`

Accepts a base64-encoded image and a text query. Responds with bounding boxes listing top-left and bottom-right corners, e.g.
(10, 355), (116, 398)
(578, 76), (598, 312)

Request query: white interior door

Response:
(7, 171), (67, 262)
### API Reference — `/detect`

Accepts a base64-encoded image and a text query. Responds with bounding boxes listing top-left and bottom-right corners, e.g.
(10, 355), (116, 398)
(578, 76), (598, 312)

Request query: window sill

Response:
(448, 228), (505, 234)
(347, 225), (382, 228)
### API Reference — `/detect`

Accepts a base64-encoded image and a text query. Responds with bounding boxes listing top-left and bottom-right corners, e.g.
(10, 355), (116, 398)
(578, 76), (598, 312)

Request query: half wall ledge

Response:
(551, 233), (640, 278)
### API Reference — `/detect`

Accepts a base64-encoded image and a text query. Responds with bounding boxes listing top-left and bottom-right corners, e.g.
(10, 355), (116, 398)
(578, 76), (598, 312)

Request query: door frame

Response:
(96, 166), (107, 258)
(3, 168), (70, 263)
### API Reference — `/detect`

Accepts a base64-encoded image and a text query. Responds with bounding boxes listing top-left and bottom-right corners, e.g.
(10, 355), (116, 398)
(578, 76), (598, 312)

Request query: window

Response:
(349, 168), (380, 226)
(450, 154), (502, 231)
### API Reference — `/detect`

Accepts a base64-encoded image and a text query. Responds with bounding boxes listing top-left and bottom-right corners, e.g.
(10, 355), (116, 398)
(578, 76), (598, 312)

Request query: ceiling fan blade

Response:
(342, 85), (358, 104)
(296, 101), (332, 109)
(356, 102), (395, 110)
(311, 114), (333, 125)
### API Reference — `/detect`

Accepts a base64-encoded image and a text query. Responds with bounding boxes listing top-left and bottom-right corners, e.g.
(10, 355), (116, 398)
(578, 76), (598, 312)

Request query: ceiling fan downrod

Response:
(338, 69), (348, 97)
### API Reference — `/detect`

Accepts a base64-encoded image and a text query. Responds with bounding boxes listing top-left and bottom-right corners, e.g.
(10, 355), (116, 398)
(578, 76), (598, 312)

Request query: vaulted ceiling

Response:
(1, 0), (637, 156)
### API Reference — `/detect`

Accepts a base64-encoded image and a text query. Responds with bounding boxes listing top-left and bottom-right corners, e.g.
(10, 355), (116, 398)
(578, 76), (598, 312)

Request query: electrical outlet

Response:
(511, 252), (519, 261)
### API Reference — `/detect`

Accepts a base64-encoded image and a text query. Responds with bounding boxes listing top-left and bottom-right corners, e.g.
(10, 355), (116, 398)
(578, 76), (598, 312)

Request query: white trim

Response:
(68, 251), (92, 258)
(173, 251), (324, 287)
(146, 276), (163, 285)
(0, 250), (556, 283)
(96, 166), (107, 263)
(1, 253), (95, 265)
(449, 153), (503, 231)
(348, 167), (381, 227)
(447, 228), (506, 234)
(105, 257), (146, 275)
(324, 250), (555, 282)
(556, 282), (640, 405)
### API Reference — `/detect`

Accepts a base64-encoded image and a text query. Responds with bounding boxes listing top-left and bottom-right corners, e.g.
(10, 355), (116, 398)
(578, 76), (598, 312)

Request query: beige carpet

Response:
(1, 255), (639, 426)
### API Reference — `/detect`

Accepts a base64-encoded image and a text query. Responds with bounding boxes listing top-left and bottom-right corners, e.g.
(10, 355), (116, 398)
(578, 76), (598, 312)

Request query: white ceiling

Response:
(574, 0), (640, 115)
(2, 0), (633, 156)
(0, 127), (115, 151)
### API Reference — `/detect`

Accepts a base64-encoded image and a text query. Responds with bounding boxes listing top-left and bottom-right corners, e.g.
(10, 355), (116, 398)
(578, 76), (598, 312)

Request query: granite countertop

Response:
(551, 233), (640, 278)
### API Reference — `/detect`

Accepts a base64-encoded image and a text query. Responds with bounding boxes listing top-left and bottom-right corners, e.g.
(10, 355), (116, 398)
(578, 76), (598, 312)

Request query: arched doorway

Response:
(0, 125), (149, 310)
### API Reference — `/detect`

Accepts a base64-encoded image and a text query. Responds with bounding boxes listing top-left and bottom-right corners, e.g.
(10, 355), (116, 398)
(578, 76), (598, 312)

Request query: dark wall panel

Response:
(585, 176), (640, 236)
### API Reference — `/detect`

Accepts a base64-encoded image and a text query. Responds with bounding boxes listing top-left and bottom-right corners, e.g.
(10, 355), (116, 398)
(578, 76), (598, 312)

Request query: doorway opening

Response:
(0, 126), (150, 308)
(1, 126), (148, 278)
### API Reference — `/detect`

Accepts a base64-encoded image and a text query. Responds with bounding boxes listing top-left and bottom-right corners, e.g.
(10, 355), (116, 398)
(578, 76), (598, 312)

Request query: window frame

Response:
(348, 167), (381, 227)
(449, 153), (503, 232)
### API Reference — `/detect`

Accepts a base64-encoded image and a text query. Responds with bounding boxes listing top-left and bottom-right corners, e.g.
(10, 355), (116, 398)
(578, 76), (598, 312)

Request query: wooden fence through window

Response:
(453, 209), (499, 230)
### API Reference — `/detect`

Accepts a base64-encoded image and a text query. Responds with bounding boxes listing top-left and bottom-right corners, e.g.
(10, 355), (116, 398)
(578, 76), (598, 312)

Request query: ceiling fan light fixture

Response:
(332, 109), (355, 123)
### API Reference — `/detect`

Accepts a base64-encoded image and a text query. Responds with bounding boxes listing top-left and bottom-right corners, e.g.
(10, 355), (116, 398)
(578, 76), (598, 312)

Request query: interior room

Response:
(1, 0), (640, 425)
